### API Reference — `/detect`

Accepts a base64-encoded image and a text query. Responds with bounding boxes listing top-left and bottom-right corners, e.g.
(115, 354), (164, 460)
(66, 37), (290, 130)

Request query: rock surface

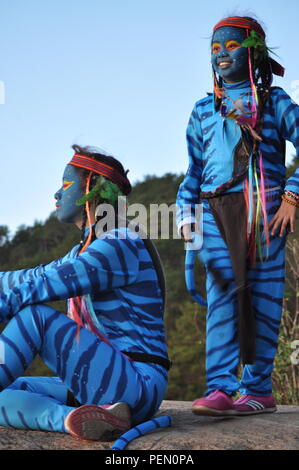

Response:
(0, 401), (298, 450)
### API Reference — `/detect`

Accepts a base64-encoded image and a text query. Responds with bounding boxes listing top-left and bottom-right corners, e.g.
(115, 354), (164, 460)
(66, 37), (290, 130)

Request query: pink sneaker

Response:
(64, 402), (131, 441)
(233, 394), (277, 415)
(192, 390), (235, 416)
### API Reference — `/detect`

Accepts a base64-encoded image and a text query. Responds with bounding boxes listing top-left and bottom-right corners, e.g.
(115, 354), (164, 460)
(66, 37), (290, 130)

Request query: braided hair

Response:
(242, 17), (273, 136)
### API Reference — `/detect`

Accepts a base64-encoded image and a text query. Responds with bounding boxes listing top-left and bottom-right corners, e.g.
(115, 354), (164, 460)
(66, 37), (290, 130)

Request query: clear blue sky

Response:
(0, 0), (298, 235)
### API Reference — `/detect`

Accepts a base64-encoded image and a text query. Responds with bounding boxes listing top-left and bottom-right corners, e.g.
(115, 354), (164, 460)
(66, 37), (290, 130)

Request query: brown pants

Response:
(206, 192), (256, 364)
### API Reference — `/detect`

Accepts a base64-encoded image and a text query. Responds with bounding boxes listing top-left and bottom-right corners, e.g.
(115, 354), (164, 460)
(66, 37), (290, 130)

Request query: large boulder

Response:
(0, 401), (298, 450)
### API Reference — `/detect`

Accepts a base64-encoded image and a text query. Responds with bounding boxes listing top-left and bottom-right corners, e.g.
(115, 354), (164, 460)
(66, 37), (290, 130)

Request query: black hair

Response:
(240, 16), (273, 137)
(71, 144), (132, 248)
(72, 144), (130, 180)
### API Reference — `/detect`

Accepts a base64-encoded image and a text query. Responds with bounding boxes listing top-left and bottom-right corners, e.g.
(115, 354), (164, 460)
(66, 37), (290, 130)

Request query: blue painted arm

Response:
(276, 89), (299, 194)
(0, 245), (80, 294)
(0, 229), (139, 321)
(176, 103), (203, 232)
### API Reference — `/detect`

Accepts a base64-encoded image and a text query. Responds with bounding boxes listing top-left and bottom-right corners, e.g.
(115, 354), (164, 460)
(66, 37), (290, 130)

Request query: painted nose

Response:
(219, 51), (230, 58)
(54, 189), (62, 201)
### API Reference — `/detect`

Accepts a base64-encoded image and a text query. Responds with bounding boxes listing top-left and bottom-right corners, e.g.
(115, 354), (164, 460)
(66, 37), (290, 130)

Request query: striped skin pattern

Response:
(111, 415), (172, 450)
(176, 79), (298, 396)
(202, 193), (285, 395)
(0, 226), (168, 431)
(176, 79), (299, 228)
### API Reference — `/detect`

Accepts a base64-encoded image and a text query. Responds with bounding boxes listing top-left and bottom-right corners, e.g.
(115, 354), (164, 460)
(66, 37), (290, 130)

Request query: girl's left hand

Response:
(268, 199), (297, 237)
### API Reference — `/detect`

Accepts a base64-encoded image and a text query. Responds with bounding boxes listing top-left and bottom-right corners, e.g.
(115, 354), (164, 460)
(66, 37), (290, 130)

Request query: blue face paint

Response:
(211, 26), (249, 83)
(54, 165), (84, 224)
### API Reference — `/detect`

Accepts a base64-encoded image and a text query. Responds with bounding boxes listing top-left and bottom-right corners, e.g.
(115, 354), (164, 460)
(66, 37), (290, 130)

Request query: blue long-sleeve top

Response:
(176, 79), (299, 228)
(0, 226), (168, 364)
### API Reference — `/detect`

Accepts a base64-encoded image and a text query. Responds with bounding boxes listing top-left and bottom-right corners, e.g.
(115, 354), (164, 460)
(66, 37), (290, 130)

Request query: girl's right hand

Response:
(181, 223), (200, 242)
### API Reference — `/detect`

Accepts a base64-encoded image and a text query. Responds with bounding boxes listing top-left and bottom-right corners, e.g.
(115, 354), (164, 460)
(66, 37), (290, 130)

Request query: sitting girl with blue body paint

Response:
(0, 145), (170, 441)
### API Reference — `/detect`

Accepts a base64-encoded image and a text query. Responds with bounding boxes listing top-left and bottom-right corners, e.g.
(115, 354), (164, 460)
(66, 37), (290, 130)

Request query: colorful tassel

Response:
(246, 29), (258, 129)
(68, 297), (84, 343)
(253, 157), (263, 261)
(259, 151), (270, 258)
(247, 153), (254, 235)
(244, 155), (258, 266)
(243, 151), (271, 266)
(213, 71), (225, 100)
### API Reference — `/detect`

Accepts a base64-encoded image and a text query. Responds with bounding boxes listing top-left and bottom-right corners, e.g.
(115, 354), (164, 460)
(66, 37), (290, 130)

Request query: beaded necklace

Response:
(219, 89), (262, 142)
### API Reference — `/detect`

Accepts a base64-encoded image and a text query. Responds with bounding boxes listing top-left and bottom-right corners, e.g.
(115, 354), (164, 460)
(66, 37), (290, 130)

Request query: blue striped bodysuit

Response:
(176, 79), (299, 395)
(0, 226), (168, 432)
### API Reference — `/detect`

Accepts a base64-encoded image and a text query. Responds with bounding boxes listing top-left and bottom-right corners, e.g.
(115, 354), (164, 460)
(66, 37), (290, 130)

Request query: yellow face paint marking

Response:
(212, 40), (241, 54)
(63, 180), (75, 191)
(211, 42), (221, 54)
(225, 40), (241, 51)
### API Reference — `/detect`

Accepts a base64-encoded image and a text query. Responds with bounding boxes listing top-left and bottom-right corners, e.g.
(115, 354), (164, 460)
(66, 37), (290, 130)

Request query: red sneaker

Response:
(233, 394), (277, 415)
(192, 390), (235, 416)
(64, 403), (131, 441)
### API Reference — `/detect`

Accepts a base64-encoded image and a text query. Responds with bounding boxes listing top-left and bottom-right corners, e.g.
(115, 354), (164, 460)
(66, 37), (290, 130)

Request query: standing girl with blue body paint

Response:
(176, 16), (298, 416)
(0, 145), (170, 440)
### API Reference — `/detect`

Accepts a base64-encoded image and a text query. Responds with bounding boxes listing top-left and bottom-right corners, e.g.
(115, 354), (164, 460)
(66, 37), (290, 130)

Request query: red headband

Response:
(213, 16), (284, 77)
(213, 16), (266, 39)
(68, 154), (131, 195)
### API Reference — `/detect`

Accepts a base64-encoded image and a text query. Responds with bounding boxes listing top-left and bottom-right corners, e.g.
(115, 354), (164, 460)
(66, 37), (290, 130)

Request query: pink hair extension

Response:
(244, 177), (255, 263)
(259, 151), (270, 251)
(68, 297), (84, 342)
(243, 178), (251, 250)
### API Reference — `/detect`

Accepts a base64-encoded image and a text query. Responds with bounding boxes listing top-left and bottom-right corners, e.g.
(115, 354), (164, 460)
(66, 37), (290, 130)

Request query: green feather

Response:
(241, 31), (264, 48)
(241, 30), (279, 59)
(75, 176), (123, 207)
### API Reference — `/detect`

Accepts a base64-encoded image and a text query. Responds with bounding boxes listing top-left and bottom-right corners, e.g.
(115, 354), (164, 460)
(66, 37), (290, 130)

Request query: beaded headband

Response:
(213, 16), (266, 39)
(68, 154), (131, 195)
